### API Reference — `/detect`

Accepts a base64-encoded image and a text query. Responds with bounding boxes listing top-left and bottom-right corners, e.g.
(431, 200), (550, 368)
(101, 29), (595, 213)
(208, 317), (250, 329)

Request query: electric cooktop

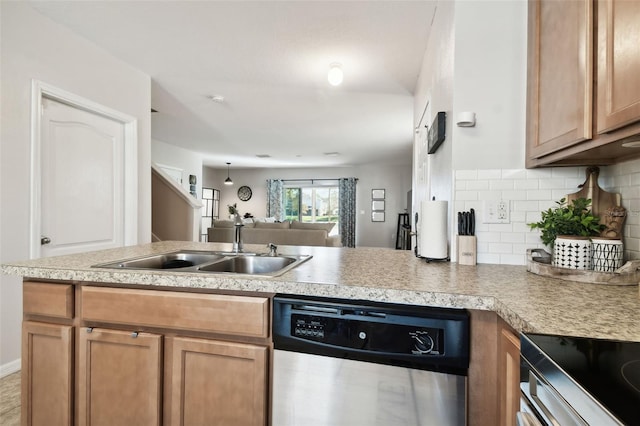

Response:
(525, 333), (640, 425)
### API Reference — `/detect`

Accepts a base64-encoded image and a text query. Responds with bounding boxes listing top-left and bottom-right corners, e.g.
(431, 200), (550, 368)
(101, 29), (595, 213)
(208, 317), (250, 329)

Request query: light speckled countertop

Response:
(3, 241), (639, 342)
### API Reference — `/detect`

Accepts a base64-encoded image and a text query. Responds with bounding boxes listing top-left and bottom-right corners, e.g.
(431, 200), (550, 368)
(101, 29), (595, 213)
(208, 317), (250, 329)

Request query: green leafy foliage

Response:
(528, 198), (604, 247)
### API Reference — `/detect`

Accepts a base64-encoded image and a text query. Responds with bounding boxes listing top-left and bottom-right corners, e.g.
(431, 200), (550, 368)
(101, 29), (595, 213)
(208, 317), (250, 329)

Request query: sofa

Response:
(207, 220), (342, 247)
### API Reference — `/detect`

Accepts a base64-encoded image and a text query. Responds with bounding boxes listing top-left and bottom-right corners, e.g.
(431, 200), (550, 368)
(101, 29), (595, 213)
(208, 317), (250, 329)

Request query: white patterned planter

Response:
(553, 236), (592, 270)
(592, 238), (624, 272)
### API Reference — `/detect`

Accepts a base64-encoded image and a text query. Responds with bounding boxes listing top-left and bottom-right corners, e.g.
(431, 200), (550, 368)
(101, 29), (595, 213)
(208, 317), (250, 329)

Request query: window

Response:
(201, 187), (220, 242)
(284, 186), (339, 227)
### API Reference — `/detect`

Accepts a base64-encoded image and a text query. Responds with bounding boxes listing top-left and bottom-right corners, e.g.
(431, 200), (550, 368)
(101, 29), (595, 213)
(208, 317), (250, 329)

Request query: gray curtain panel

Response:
(339, 177), (357, 247)
(266, 179), (284, 221)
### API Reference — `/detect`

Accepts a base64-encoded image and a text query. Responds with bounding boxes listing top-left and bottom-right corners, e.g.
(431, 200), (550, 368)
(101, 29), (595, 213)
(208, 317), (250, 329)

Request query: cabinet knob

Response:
(86, 327), (93, 333)
(131, 332), (138, 338)
(40, 236), (51, 245)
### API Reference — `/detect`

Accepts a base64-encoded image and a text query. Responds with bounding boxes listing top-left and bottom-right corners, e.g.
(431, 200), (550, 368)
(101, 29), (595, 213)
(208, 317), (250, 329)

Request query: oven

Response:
(519, 333), (640, 426)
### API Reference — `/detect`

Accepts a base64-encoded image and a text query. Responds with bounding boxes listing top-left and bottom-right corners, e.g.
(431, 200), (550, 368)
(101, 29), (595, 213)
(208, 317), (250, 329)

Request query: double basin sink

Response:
(93, 250), (311, 277)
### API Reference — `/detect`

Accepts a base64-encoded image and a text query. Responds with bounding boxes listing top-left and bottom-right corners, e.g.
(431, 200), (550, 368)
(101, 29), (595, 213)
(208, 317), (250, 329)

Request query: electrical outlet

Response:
(483, 200), (510, 224)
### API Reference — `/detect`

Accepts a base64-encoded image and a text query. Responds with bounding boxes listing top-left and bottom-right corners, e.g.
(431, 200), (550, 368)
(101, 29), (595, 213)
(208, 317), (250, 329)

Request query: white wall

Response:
(413, 0), (455, 206)
(152, 139), (203, 199)
(203, 164), (412, 248)
(451, 0), (527, 171)
(413, 0), (528, 262)
(0, 2), (151, 372)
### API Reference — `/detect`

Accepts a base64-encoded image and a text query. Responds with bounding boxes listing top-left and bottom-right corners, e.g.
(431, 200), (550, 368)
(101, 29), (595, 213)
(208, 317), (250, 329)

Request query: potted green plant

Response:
(528, 198), (604, 269)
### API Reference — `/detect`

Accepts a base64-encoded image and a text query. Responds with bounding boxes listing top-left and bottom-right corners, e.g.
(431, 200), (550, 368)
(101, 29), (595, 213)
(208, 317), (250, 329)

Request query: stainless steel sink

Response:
(95, 250), (227, 270)
(93, 250), (311, 276)
(197, 255), (297, 274)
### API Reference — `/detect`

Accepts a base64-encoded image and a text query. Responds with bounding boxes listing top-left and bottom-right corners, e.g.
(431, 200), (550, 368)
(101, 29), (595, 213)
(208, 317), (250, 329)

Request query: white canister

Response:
(553, 236), (593, 270)
(591, 238), (624, 272)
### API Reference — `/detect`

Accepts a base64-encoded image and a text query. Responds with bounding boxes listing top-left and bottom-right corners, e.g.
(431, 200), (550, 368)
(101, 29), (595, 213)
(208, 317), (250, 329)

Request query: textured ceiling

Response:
(29, 1), (436, 168)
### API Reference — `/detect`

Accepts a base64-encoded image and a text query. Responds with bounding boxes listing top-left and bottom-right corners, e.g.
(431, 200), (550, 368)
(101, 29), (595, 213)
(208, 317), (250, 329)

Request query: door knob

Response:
(40, 236), (51, 245)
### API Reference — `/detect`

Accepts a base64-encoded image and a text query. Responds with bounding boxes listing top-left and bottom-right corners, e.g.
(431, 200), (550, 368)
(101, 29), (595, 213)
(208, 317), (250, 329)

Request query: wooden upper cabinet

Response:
(597, 0), (640, 133)
(527, 0), (593, 160)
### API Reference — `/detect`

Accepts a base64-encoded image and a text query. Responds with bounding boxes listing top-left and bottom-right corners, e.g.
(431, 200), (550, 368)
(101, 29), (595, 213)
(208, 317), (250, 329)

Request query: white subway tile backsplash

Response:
(455, 191), (479, 201)
(477, 190), (502, 200)
(476, 231), (501, 243)
(551, 189), (569, 201)
(502, 169), (528, 179)
(515, 180), (539, 190)
(488, 243), (514, 254)
(477, 170), (502, 179)
(628, 225), (640, 238)
(552, 167), (584, 178)
(501, 232), (525, 243)
(564, 178), (583, 190)
(526, 168), (553, 179)
(501, 190), (528, 200)
(455, 170), (478, 180)
(477, 253), (500, 264)
(488, 223), (514, 232)
(510, 211), (526, 222)
(630, 172), (640, 186)
(466, 180), (490, 190)
(489, 180), (514, 190)
(526, 189), (552, 200)
(525, 211), (542, 223)
(500, 254), (526, 265)
(453, 162), (640, 265)
(538, 178), (567, 190)
(513, 200), (540, 211)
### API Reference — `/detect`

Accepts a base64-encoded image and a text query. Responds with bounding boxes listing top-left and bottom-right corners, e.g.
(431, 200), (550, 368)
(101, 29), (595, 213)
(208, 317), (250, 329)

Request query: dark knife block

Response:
(457, 236), (477, 266)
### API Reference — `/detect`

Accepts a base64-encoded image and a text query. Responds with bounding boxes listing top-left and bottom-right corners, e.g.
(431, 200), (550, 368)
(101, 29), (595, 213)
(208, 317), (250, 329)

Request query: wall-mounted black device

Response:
(427, 111), (447, 154)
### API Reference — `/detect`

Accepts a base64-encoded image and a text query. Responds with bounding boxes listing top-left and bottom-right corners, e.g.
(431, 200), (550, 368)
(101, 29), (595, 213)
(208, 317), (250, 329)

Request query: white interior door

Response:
(39, 97), (126, 257)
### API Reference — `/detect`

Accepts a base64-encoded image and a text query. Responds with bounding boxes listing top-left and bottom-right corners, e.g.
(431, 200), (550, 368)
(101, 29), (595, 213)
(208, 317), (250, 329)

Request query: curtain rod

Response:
(281, 178), (358, 183)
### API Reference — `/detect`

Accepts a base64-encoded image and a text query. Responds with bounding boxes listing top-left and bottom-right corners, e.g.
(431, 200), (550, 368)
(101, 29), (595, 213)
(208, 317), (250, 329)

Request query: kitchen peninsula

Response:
(3, 241), (640, 425)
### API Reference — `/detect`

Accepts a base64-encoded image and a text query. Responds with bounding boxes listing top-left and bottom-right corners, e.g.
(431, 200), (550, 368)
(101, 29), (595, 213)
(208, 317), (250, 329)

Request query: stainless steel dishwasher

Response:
(272, 295), (470, 426)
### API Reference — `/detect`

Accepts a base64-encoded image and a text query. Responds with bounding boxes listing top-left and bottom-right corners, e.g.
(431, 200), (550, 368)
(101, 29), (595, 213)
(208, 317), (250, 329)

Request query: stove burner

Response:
(621, 359), (640, 394)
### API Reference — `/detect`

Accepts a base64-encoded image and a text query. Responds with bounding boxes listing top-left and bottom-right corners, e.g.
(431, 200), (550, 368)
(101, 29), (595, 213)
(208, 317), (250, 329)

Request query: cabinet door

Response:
(78, 328), (162, 426)
(166, 337), (268, 426)
(527, 0), (593, 160)
(498, 323), (521, 426)
(597, 0), (640, 133)
(21, 321), (73, 426)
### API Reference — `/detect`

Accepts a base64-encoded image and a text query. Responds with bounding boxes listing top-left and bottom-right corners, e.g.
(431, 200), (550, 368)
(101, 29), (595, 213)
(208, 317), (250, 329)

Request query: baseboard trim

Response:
(0, 359), (21, 378)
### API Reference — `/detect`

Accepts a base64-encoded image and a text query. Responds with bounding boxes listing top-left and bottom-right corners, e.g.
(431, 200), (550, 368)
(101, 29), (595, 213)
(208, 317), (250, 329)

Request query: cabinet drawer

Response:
(23, 281), (74, 319)
(81, 287), (269, 338)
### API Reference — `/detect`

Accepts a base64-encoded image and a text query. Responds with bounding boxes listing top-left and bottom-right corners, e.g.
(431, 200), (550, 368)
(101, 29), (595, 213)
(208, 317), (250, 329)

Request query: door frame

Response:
(29, 80), (139, 259)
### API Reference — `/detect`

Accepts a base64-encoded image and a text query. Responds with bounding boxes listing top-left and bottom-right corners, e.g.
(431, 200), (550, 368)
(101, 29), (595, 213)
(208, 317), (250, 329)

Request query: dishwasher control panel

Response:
(291, 313), (443, 355)
(273, 294), (470, 374)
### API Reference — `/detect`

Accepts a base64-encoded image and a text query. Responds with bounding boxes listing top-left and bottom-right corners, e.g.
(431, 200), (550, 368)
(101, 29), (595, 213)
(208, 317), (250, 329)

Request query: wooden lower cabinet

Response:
(165, 337), (268, 426)
(21, 281), (271, 426)
(468, 311), (521, 426)
(498, 320), (521, 426)
(77, 328), (162, 426)
(21, 321), (73, 426)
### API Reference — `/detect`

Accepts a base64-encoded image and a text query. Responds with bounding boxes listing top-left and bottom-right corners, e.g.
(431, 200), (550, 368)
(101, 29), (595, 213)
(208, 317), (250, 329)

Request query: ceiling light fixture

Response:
(224, 162), (233, 185)
(207, 94), (225, 103)
(328, 63), (343, 86)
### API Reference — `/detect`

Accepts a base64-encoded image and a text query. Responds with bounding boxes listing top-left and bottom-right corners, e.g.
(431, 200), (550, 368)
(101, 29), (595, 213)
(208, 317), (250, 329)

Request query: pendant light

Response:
(224, 162), (233, 185)
(328, 63), (343, 86)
